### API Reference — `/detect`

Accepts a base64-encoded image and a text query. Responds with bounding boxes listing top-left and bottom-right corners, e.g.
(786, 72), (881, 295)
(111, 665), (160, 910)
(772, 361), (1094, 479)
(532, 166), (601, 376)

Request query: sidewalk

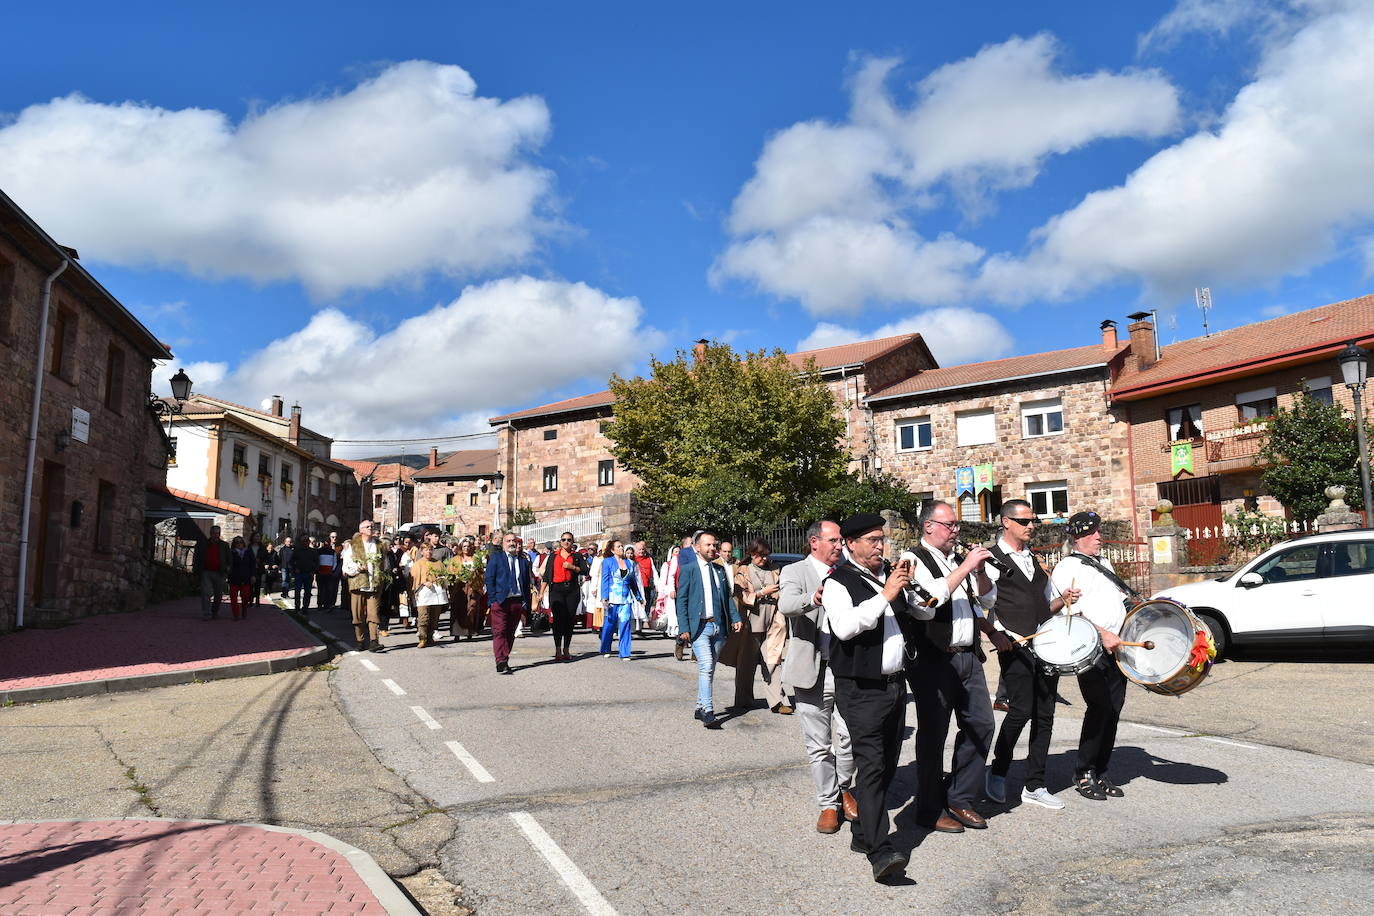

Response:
(0, 819), (418, 915)
(0, 596), (328, 703)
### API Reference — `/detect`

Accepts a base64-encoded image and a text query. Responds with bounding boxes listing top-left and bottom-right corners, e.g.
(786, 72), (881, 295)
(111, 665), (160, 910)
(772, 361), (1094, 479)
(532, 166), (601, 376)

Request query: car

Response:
(394, 522), (443, 541)
(1152, 528), (1374, 660)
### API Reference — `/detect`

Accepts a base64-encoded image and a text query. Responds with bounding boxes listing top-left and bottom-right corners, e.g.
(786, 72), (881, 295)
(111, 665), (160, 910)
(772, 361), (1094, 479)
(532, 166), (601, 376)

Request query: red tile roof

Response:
(1111, 294), (1374, 400)
(867, 343), (1124, 401)
(413, 449), (500, 481)
(335, 460), (416, 486)
(153, 485), (251, 516)
(489, 333), (929, 423)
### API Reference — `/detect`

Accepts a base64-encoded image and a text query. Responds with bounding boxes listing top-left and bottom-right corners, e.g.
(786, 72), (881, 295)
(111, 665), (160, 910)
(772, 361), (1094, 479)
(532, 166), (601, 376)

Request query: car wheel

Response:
(1196, 610), (1229, 661)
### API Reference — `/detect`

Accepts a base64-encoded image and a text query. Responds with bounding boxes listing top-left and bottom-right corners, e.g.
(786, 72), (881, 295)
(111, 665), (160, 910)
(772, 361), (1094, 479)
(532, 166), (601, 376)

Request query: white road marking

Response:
(382, 679), (406, 696)
(1201, 736), (1260, 749)
(445, 740), (495, 783)
(1128, 723), (1186, 736)
(510, 812), (618, 915)
(410, 706), (442, 730)
(359, 658), (380, 672)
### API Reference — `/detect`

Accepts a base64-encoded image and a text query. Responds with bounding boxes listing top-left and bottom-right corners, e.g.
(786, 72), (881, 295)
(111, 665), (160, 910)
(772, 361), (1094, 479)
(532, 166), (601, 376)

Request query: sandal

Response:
(1096, 775), (1124, 797)
(1074, 772), (1107, 801)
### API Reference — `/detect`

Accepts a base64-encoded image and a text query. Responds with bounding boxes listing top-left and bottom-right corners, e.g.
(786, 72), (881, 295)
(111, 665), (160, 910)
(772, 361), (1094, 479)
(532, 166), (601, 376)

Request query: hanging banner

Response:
(974, 464), (996, 494)
(1171, 441), (1194, 477)
(955, 466), (975, 495)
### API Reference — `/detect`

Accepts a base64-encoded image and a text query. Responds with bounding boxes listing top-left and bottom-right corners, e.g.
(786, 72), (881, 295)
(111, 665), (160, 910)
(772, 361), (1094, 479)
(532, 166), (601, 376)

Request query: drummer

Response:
(1051, 511), (1126, 801)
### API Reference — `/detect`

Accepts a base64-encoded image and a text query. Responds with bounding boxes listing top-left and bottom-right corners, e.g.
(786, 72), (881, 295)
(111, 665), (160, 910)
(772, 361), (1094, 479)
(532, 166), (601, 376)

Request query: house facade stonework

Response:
(412, 448), (502, 538)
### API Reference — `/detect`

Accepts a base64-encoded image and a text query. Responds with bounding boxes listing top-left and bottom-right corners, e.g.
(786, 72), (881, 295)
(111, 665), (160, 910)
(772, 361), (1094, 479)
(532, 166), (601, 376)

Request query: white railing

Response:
(519, 511), (604, 546)
(1178, 519), (1314, 542)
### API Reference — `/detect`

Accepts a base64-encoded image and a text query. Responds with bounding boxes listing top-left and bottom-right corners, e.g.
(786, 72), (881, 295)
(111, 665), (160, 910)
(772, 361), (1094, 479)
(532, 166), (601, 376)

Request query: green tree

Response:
(797, 472), (925, 524)
(604, 342), (848, 521)
(656, 476), (783, 540)
(1257, 390), (1373, 521)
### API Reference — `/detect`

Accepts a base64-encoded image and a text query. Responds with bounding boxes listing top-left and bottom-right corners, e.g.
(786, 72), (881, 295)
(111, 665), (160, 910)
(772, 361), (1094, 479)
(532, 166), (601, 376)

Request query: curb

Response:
(0, 817), (421, 916)
(0, 606), (331, 705)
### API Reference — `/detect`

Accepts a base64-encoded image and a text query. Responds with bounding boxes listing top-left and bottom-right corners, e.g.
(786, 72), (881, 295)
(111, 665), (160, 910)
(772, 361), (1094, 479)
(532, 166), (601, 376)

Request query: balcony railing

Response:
(1204, 422), (1269, 464)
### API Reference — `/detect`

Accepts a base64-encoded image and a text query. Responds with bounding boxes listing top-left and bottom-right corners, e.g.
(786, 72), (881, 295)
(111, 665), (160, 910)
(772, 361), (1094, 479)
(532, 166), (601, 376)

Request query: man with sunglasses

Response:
(984, 500), (1079, 811)
(540, 532), (589, 661)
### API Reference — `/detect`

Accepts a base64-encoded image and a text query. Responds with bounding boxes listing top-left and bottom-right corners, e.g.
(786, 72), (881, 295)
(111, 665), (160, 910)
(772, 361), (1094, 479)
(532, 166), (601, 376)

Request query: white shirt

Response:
(984, 536), (1056, 637)
(697, 557), (716, 620)
(1051, 553), (1128, 635)
(806, 553), (835, 659)
(822, 562), (905, 675)
(909, 538), (992, 647)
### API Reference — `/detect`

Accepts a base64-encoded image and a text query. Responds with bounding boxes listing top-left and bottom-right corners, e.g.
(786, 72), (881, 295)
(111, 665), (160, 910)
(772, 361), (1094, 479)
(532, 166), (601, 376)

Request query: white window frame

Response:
(955, 409), (996, 447)
(1020, 398), (1064, 439)
(1167, 404), (1204, 441)
(896, 416), (933, 452)
(1026, 481), (1069, 520)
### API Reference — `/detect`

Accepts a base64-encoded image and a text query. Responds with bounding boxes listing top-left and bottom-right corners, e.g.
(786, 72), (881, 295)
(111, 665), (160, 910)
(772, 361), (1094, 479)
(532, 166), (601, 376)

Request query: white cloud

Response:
(715, 37), (1180, 314)
(166, 277), (660, 439)
(1138, 0), (1290, 52)
(979, 0), (1374, 305)
(797, 307), (1015, 366)
(0, 61), (553, 296)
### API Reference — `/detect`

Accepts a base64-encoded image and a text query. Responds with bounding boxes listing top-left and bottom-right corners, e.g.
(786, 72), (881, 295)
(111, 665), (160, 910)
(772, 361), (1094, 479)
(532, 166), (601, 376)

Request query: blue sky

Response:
(4, 1), (1372, 455)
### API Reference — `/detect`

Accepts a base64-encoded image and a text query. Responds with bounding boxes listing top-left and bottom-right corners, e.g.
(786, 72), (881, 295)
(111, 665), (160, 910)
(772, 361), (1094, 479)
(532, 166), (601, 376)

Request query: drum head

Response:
(1118, 600), (1195, 683)
(1032, 615), (1098, 666)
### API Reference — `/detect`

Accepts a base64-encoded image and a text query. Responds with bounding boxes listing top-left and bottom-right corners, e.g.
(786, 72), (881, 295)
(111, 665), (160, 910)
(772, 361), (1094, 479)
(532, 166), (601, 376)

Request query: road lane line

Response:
(1128, 723), (1186, 736)
(410, 706), (442, 729)
(1201, 736), (1260, 749)
(382, 679), (406, 696)
(445, 740), (495, 783)
(510, 812), (617, 915)
(359, 659), (380, 672)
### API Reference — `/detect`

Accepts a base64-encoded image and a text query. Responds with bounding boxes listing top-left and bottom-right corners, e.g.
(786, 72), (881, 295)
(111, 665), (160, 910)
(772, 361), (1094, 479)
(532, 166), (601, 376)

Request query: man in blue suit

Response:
(675, 530), (743, 728)
(485, 531), (533, 674)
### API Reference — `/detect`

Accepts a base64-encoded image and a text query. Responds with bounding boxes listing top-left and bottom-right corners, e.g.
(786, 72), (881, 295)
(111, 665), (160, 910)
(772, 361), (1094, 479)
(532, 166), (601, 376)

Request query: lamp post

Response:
(1338, 341), (1372, 523)
(150, 368), (194, 465)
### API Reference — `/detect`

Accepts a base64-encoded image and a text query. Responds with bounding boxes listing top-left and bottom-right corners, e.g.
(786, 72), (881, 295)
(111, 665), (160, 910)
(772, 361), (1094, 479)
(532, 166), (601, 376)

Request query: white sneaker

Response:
(1021, 787), (1065, 809)
(985, 771), (1006, 803)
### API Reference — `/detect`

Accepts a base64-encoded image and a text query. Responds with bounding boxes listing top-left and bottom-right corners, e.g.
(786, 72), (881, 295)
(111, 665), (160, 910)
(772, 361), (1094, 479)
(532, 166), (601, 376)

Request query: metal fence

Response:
(1033, 539), (1151, 598)
(150, 529), (196, 571)
(738, 520), (808, 556)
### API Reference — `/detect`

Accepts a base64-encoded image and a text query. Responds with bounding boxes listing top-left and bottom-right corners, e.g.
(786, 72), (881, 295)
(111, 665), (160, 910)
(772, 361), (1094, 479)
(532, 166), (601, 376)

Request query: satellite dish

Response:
(259, 398), (274, 411)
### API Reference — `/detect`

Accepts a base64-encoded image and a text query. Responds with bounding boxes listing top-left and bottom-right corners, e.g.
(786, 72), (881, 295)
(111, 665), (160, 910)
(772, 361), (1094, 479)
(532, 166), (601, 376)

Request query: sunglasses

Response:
(1006, 516), (1042, 527)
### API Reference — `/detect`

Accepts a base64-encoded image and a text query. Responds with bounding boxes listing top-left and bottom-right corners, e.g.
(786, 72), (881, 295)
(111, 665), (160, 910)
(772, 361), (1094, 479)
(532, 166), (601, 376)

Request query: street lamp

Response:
(1338, 341), (1372, 523)
(150, 368), (193, 467)
(169, 367), (193, 402)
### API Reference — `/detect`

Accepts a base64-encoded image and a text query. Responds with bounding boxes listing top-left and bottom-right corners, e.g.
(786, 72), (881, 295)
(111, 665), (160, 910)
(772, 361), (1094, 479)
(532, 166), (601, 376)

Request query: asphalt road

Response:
(318, 612), (1374, 915)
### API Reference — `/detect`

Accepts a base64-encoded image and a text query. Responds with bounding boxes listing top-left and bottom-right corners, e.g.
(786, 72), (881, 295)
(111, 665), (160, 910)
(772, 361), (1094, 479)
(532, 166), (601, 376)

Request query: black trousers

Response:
(549, 584), (580, 644)
(909, 649), (995, 820)
(991, 646), (1060, 790)
(317, 572), (339, 609)
(1077, 657), (1127, 776)
(833, 674), (905, 861)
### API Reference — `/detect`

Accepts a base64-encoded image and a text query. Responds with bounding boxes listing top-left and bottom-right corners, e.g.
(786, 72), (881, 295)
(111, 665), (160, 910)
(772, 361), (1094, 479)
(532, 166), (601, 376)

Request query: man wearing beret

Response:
(822, 512), (915, 882)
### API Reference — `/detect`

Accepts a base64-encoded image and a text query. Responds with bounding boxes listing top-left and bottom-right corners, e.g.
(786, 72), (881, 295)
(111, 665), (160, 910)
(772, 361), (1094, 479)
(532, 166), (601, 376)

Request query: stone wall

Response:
(413, 478), (499, 537)
(504, 410), (639, 522)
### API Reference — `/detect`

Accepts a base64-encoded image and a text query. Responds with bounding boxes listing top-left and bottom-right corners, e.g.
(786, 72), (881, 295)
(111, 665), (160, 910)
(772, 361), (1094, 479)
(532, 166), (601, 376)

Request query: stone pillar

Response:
(1315, 485), (1363, 533)
(1147, 499), (1185, 595)
(880, 509), (916, 559)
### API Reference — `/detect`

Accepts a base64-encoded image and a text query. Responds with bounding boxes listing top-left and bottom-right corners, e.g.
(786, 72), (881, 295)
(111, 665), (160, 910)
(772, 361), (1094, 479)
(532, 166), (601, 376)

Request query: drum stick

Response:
(1012, 628), (1051, 645)
(1117, 640), (1155, 650)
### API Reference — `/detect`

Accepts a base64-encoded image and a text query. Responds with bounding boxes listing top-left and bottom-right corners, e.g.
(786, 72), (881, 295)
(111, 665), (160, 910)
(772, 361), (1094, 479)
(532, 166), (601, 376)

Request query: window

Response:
(598, 459), (614, 486)
(1236, 386), (1277, 422)
(478, 524), (488, 538)
(1303, 376), (1334, 406)
(543, 466), (558, 491)
(599, 421), (610, 435)
(329, 482), (339, 501)
(374, 494), (384, 509)
(896, 417), (933, 452)
(1021, 398), (1063, 438)
(955, 409), (996, 447)
(95, 481), (116, 553)
(233, 443), (247, 467)
(446, 493), (456, 506)
(1027, 481), (1069, 519)
(309, 477), (320, 496)
(258, 454), (272, 478)
(1253, 543), (1320, 584)
(50, 306), (77, 381)
(1329, 541), (1374, 578)
(1166, 404), (1204, 441)
(281, 464), (293, 484)
(958, 488), (1001, 522)
(103, 344), (125, 413)
(0, 253), (15, 342)
(543, 429), (558, 440)
(469, 493), (479, 506)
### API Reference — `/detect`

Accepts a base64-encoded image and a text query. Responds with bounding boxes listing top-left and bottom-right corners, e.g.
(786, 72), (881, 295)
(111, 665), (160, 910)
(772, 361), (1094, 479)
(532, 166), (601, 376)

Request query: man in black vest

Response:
(907, 500), (1010, 833)
(985, 500), (1079, 810)
(823, 512), (914, 882)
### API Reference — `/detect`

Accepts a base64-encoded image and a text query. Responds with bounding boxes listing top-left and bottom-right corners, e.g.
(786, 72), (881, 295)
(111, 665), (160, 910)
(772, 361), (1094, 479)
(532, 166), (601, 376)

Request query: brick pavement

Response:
(0, 596), (320, 693)
(0, 819), (397, 915)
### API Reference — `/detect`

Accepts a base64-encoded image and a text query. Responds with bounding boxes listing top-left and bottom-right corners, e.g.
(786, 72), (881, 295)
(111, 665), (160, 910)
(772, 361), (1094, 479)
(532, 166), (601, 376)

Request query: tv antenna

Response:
(1195, 287), (1213, 337)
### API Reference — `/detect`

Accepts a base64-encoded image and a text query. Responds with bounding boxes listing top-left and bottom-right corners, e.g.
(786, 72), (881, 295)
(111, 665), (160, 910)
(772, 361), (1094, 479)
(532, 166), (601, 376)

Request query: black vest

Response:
(826, 560), (915, 679)
(989, 544), (1051, 638)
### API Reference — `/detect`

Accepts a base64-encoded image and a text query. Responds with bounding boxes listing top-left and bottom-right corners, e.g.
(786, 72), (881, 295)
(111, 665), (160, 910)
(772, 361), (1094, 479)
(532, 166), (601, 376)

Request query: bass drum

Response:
(1115, 599), (1215, 696)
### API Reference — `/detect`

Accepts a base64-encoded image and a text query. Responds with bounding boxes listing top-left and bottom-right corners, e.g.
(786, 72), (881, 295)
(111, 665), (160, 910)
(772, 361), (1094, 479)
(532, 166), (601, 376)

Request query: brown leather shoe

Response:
(772, 704), (794, 715)
(932, 814), (965, 833)
(842, 791), (859, 822)
(816, 807), (842, 834)
(946, 807), (988, 829)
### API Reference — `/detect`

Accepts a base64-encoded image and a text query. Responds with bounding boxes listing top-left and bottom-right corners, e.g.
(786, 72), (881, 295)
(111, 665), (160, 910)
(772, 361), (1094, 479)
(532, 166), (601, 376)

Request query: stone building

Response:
(337, 459), (415, 537)
(486, 334), (937, 541)
(867, 325), (1133, 529)
(1111, 296), (1374, 553)
(411, 447), (502, 538)
(1, 188), (173, 630)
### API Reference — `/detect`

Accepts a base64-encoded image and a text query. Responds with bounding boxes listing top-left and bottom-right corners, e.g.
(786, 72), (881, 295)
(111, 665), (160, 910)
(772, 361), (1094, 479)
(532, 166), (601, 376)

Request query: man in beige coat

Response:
(341, 520), (391, 653)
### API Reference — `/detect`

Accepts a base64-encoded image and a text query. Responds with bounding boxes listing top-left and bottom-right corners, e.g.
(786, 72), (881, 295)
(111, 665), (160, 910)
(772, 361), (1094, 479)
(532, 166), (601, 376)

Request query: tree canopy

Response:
(1257, 390), (1373, 521)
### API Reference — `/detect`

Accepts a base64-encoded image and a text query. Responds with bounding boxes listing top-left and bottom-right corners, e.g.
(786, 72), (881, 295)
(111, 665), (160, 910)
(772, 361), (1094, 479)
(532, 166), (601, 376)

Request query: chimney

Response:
(692, 339), (709, 363)
(429, 446), (438, 468)
(289, 403), (302, 445)
(1126, 312), (1157, 370)
(270, 395), (284, 417)
(1100, 320), (1118, 351)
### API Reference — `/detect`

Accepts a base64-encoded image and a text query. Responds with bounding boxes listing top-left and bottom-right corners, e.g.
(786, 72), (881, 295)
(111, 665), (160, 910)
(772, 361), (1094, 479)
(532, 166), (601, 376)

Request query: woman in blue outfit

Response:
(599, 539), (642, 659)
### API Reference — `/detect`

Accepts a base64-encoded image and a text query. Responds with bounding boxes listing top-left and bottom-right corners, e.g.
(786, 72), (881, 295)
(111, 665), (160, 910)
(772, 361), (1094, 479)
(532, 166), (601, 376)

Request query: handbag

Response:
(717, 627), (759, 669)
